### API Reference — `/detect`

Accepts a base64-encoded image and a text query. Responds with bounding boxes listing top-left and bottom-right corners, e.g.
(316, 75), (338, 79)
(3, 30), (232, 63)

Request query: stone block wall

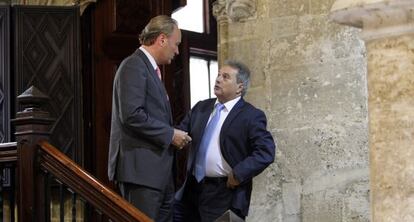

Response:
(214, 0), (370, 221)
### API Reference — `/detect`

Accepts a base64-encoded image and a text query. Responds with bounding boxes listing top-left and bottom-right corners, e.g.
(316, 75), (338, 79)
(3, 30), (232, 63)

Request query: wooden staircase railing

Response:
(0, 142), (17, 163)
(0, 86), (152, 222)
(0, 142), (17, 222)
(38, 140), (151, 222)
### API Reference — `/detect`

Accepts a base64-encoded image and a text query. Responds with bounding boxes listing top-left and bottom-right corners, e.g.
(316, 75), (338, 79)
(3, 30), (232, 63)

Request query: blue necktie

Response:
(194, 103), (225, 182)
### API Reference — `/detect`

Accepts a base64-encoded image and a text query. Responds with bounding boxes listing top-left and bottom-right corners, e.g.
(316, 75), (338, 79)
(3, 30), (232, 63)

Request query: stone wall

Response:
(214, 0), (370, 221)
(330, 0), (414, 221)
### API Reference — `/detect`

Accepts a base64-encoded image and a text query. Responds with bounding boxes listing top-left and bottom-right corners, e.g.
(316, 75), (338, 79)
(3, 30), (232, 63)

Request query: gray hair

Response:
(224, 60), (251, 96)
(139, 15), (178, 46)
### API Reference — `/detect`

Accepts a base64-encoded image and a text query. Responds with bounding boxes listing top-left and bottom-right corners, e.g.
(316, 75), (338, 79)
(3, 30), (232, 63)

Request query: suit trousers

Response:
(119, 175), (174, 222)
(179, 175), (243, 222)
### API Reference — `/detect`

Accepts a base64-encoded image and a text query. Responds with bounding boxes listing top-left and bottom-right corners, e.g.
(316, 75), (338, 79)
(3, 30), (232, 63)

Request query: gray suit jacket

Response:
(108, 49), (174, 190)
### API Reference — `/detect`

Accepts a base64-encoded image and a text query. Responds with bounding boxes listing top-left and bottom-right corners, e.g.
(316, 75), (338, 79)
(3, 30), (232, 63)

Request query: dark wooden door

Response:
(89, 0), (190, 186)
(0, 6), (10, 143)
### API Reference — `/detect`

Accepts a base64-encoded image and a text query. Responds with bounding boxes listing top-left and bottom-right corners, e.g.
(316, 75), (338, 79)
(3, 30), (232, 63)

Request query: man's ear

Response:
(157, 33), (167, 46)
(237, 83), (244, 95)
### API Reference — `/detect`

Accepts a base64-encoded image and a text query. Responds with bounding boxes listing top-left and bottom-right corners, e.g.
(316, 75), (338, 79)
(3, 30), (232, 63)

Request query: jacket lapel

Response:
(196, 99), (216, 140)
(186, 99), (215, 171)
(136, 50), (171, 120)
(220, 98), (245, 139)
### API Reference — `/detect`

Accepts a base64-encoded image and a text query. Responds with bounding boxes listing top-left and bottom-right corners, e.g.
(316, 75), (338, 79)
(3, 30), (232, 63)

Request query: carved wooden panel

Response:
(13, 6), (82, 163)
(0, 6), (10, 143)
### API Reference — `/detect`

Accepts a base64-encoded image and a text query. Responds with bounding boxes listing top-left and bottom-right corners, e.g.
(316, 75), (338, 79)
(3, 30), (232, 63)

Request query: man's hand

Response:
(227, 171), (240, 189)
(172, 129), (192, 149)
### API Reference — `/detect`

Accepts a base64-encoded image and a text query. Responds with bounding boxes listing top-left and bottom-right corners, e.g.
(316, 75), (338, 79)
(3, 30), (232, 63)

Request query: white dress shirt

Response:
(205, 96), (241, 177)
(139, 46), (158, 71)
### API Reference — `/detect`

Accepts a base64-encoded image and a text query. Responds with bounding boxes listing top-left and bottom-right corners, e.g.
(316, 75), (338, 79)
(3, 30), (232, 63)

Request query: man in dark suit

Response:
(175, 60), (276, 221)
(107, 15), (192, 222)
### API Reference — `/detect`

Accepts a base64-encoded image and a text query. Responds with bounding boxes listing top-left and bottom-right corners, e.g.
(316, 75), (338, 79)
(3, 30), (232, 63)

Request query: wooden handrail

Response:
(37, 140), (153, 222)
(0, 142), (17, 163)
(10, 86), (153, 221)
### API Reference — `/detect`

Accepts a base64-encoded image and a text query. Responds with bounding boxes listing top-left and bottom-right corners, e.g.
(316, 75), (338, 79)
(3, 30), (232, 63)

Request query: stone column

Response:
(213, 0), (256, 65)
(330, 1), (414, 221)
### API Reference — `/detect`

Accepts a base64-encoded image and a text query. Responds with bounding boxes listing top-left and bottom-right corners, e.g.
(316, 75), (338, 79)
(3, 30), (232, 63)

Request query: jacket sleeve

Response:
(232, 110), (276, 183)
(176, 108), (191, 133)
(176, 100), (203, 133)
(115, 57), (174, 149)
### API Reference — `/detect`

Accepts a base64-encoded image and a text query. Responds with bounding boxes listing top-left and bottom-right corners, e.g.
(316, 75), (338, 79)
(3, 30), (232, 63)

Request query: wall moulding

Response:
(329, 0), (414, 40)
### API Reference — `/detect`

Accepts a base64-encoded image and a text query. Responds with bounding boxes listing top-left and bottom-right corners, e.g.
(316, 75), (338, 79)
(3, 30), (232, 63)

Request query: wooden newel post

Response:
(11, 86), (54, 222)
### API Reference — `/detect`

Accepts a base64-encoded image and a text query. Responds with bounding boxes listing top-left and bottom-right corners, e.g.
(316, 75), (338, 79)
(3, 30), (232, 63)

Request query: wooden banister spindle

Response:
(11, 86), (54, 222)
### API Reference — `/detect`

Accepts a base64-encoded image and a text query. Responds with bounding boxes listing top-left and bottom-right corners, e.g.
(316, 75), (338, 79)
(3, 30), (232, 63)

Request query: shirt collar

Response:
(139, 46), (158, 70)
(215, 96), (241, 112)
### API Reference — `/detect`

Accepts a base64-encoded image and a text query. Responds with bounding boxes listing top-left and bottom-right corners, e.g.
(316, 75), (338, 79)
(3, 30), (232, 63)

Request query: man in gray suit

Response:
(107, 15), (191, 222)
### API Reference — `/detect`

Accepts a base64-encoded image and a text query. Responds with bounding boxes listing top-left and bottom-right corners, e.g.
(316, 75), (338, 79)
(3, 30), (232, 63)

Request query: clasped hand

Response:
(172, 129), (192, 149)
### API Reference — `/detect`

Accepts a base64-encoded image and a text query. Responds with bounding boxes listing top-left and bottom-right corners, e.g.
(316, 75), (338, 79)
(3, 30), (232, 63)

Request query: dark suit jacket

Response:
(108, 49), (174, 190)
(176, 98), (276, 216)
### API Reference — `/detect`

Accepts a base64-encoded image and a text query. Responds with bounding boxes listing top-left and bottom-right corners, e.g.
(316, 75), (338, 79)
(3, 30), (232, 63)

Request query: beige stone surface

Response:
(269, 0), (310, 17)
(330, 0), (414, 221)
(367, 34), (414, 222)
